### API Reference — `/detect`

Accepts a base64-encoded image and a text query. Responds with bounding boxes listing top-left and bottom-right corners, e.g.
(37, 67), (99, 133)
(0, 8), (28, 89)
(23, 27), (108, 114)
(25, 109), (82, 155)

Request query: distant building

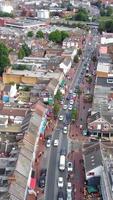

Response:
(37, 9), (50, 19)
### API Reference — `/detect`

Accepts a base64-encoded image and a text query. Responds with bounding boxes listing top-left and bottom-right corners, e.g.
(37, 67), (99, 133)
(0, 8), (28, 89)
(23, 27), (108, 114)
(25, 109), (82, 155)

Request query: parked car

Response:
(38, 169), (47, 188)
(58, 177), (64, 188)
(67, 182), (72, 193)
(67, 162), (73, 172)
(46, 139), (51, 148)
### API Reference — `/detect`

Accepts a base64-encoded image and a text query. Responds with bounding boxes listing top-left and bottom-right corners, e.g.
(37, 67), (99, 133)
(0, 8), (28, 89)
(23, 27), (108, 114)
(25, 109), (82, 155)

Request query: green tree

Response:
(74, 55), (79, 63)
(100, 8), (106, 16)
(54, 90), (62, 101)
(86, 76), (92, 84)
(0, 42), (10, 75)
(27, 31), (34, 37)
(74, 8), (89, 21)
(36, 30), (44, 38)
(71, 108), (77, 122)
(22, 43), (31, 57)
(53, 103), (60, 117)
(106, 6), (113, 16)
(61, 31), (69, 41)
(18, 48), (25, 59)
(49, 30), (62, 43)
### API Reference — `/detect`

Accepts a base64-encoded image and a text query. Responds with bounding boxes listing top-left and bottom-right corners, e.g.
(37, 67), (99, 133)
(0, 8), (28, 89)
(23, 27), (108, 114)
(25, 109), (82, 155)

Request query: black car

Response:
(60, 148), (66, 156)
(38, 169), (47, 188)
(57, 191), (64, 200)
(40, 169), (47, 176)
(38, 176), (46, 188)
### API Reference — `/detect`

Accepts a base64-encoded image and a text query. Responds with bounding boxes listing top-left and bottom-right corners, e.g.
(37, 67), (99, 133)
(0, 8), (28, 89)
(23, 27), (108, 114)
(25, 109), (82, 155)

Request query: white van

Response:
(59, 155), (66, 171)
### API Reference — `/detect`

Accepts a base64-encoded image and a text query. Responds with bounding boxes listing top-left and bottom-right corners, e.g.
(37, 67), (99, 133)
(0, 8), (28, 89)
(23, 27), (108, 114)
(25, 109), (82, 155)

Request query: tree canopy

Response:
(49, 30), (69, 43)
(74, 8), (89, 21)
(0, 11), (14, 18)
(98, 19), (113, 33)
(36, 30), (44, 38)
(18, 43), (31, 59)
(53, 103), (60, 117)
(27, 31), (34, 37)
(0, 42), (10, 75)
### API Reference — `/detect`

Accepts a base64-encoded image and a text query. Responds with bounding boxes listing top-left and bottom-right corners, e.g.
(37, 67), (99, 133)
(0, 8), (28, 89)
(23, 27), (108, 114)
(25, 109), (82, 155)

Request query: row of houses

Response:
(83, 33), (113, 200)
(87, 35), (113, 139)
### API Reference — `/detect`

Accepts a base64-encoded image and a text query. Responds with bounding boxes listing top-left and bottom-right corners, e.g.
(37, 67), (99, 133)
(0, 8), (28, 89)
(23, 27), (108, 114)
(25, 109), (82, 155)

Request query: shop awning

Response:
(39, 118), (47, 135)
(30, 178), (36, 190)
(60, 80), (65, 87)
(87, 186), (97, 193)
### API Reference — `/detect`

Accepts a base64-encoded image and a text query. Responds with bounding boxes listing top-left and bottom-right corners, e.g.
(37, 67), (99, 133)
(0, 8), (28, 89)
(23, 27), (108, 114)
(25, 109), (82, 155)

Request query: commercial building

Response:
(83, 142), (113, 200)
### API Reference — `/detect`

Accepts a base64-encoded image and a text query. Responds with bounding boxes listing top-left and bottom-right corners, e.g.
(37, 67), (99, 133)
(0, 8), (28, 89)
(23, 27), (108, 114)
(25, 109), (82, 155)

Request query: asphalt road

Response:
(45, 30), (99, 200)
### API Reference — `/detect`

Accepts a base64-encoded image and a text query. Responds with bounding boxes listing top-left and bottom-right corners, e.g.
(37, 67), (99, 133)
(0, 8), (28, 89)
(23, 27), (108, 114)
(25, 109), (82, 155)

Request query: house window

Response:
(107, 78), (113, 83)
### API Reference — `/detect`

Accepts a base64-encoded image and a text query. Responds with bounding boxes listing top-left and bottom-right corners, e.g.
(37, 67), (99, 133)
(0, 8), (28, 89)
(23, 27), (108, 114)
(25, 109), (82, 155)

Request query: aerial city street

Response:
(0, 1), (113, 200)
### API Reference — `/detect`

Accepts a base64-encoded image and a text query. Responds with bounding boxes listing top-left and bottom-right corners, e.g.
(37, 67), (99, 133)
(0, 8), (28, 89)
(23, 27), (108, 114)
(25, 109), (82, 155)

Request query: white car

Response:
(63, 126), (68, 134)
(63, 104), (67, 110)
(53, 139), (59, 147)
(58, 177), (64, 188)
(67, 182), (72, 193)
(67, 162), (73, 172)
(68, 105), (73, 110)
(67, 194), (72, 200)
(69, 99), (74, 105)
(46, 139), (51, 148)
(59, 115), (64, 121)
(72, 93), (77, 98)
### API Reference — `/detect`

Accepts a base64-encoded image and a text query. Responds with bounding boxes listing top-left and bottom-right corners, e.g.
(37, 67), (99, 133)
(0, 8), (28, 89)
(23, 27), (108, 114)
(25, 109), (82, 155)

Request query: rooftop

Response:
(83, 143), (102, 173)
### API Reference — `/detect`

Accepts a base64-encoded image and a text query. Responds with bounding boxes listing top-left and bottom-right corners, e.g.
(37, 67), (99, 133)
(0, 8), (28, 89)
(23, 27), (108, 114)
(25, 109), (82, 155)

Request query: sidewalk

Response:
(68, 151), (85, 200)
(27, 117), (56, 200)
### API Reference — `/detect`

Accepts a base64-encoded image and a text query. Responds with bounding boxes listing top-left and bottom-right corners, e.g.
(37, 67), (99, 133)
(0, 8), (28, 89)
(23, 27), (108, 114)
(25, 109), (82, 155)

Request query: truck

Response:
(59, 155), (66, 171)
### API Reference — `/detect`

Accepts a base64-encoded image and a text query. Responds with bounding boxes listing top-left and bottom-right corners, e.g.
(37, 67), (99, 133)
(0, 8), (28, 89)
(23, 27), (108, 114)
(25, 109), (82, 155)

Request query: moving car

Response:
(59, 115), (64, 121)
(58, 177), (64, 188)
(68, 105), (73, 110)
(63, 104), (67, 110)
(67, 162), (73, 172)
(57, 191), (64, 200)
(59, 155), (66, 171)
(53, 139), (59, 147)
(63, 126), (68, 134)
(69, 99), (74, 105)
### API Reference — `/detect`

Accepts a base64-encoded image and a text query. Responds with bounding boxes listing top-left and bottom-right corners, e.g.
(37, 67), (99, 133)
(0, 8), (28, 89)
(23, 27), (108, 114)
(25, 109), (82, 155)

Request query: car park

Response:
(58, 177), (64, 188)
(59, 115), (64, 121)
(67, 162), (73, 172)
(63, 126), (68, 134)
(57, 191), (64, 200)
(53, 139), (59, 147)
